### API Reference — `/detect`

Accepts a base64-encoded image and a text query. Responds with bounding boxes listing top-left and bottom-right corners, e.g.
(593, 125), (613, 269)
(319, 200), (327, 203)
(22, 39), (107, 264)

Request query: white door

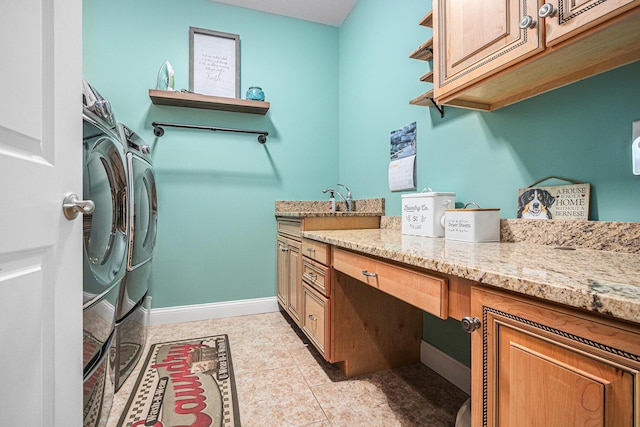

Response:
(0, 0), (82, 426)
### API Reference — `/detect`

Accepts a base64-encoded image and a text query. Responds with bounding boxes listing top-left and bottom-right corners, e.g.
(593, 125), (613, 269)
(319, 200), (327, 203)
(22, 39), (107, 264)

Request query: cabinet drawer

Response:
(302, 284), (330, 358)
(277, 218), (302, 239)
(302, 258), (330, 297)
(333, 248), (449, 319)
(302, 238), (330, 265)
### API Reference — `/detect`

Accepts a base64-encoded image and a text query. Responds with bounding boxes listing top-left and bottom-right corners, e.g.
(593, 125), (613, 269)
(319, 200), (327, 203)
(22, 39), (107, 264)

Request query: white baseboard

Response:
(420, 340), (471, 395)
(149, 296), (279, 326)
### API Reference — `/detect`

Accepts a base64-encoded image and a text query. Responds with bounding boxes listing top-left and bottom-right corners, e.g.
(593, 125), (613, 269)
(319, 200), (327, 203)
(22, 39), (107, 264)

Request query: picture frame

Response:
(189, 27), (240, 98)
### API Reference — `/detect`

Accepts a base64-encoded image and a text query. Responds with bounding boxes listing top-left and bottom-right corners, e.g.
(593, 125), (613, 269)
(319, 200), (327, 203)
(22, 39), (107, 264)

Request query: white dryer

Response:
(113, 123), (158, 391)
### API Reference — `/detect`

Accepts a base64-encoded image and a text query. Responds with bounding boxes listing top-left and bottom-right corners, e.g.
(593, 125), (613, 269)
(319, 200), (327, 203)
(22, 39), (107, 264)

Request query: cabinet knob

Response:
(538, 3), (557, 18)
(308, 314), (317, 321)
(461, 316), (482, 333)
(519, 15), (537, 29)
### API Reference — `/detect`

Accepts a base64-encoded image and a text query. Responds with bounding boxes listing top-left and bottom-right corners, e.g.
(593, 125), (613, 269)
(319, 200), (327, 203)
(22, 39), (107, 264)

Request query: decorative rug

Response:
(117, 334), (240, 427)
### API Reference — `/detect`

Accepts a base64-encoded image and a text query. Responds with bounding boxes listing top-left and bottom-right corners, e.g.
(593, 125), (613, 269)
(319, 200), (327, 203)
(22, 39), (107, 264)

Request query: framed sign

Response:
(516, 176), (590, 220)
(189, 27), (240, 98)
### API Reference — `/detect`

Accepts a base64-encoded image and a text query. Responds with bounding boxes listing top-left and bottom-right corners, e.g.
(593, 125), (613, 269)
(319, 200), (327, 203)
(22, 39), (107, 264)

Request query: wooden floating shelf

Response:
(419, 11), (433, 28)
(409, 89), (435, 107)
(409, 38), (433, 61)
(420, 71), (434, 83)
(148, 89), (270, 115)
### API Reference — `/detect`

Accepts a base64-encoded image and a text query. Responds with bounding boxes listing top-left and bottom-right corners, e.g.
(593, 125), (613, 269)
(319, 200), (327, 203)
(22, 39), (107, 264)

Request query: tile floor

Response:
(107, 311), (469, 427)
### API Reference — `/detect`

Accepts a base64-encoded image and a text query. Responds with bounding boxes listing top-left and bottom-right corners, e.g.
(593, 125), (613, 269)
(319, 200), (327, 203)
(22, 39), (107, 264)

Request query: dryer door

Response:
(83, 114), (129, 306)
(127, 153), (158, 270)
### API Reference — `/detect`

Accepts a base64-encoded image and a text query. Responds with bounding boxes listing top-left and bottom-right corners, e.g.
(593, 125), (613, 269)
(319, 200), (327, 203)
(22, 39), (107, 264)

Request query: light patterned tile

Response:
(236, 365), (327, 426)
(229, 338), (296, 376)
(289, 346), (345, 387)
(105, 312), (466, 427)
(312, 364), (468, 427)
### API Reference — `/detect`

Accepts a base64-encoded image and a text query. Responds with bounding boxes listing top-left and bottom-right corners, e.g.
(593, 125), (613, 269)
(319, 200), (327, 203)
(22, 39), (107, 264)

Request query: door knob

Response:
(519, 15), (537, 29)
(62, 193), (95, 220)
(538, 3), (557, 18)
(461, 316), (482, 333)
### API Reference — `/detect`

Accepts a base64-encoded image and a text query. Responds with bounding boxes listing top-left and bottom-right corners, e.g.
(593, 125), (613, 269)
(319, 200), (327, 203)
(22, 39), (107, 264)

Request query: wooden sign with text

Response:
(517, 179), (590, 220)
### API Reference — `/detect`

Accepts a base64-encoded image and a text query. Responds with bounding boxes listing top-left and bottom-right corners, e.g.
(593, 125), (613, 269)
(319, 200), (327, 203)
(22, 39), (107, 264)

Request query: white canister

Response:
(401, 191), (456, 237)
(443, 204), (501, 242)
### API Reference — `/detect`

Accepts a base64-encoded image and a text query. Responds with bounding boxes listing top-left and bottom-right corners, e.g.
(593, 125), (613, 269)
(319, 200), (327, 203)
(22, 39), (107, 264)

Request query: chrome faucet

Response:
(322, 184), (353, 211)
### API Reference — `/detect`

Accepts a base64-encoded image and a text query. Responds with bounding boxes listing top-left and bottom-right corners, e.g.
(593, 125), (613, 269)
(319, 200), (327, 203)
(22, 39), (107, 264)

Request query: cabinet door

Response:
(287, 239), (302, 324)
(434, 0), (544, 100)
(276, 236), (288, 309)
(471, 287), (639, 427)
(542, 0), (640, 46)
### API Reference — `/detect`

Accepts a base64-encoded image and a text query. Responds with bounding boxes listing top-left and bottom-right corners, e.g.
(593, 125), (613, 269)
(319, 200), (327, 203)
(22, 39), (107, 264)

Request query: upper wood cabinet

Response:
(430, 0), (640, 111)
(433, 0), (544, 104)
(543, 0), (640, 46)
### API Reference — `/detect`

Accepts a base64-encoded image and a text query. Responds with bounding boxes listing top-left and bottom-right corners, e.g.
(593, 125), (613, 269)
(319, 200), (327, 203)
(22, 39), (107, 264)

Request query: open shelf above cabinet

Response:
(420, 71), (434, 83)
(148, 89), (270, 115)
(409, 89), (434, 107)
(409, 38), (433, 61)
(419, 11), (432, 28)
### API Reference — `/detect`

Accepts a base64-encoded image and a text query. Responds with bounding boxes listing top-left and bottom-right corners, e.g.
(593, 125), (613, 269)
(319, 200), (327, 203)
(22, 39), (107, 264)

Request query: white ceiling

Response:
(212, 0), (358, 26)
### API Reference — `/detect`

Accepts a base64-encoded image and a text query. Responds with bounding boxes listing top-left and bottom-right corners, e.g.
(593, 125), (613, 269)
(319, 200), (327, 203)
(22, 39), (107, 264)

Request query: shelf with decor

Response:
(148, 89), (270, 115)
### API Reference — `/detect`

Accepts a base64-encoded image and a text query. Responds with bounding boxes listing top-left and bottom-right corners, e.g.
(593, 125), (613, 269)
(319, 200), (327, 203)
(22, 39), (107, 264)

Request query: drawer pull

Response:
(307, 248), (315, 255)
(307, 272), (317, 280)
(308, 314), (317, 321)
(362, 270), (378, 277)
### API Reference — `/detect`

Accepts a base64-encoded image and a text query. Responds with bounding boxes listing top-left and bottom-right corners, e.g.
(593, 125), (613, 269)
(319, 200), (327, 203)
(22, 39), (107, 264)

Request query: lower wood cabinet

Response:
(471, 286), (640, 427)
(302, 283), (330, 357)
(275, 216), (381, 337)
(276, 234), (302, 325)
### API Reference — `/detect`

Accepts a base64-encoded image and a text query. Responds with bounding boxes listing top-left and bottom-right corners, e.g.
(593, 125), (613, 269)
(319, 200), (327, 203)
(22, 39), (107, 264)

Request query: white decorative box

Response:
(444, 206), (500, 242)
(401, 191), (455, 237)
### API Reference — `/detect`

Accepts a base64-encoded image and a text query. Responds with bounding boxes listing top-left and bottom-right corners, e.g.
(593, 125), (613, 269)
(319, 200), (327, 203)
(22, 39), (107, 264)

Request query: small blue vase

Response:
(246, 86), (265, 101)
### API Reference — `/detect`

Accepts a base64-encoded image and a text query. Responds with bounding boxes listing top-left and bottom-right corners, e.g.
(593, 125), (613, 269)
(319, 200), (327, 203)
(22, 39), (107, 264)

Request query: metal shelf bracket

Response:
(428, 98), (445, 118)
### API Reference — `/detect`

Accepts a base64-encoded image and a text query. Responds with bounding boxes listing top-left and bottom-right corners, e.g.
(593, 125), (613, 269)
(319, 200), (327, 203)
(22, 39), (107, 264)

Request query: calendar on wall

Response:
(389, 122), (417, 192)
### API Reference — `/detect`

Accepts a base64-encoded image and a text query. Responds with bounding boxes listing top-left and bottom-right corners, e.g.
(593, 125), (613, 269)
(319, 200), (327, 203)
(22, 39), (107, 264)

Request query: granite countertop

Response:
(301, 228), (640, 325)
(275, 198), (384, 218)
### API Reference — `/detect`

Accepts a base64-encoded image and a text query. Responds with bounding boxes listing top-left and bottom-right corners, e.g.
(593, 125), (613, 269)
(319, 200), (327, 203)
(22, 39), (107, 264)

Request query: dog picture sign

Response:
(517, 176), (590, 220)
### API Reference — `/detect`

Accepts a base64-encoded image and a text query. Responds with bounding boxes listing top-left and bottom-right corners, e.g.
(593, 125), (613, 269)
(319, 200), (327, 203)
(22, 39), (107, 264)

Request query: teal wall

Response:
(84, 0), (640, 367)
(339, 0), (640, 222)
(338, 0), (640, 367)
(83, 0), (339, 308)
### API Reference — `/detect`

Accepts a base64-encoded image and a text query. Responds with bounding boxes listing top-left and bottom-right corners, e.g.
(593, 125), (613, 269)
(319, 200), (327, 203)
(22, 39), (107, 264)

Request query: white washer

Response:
(113, 123), (158, 391)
